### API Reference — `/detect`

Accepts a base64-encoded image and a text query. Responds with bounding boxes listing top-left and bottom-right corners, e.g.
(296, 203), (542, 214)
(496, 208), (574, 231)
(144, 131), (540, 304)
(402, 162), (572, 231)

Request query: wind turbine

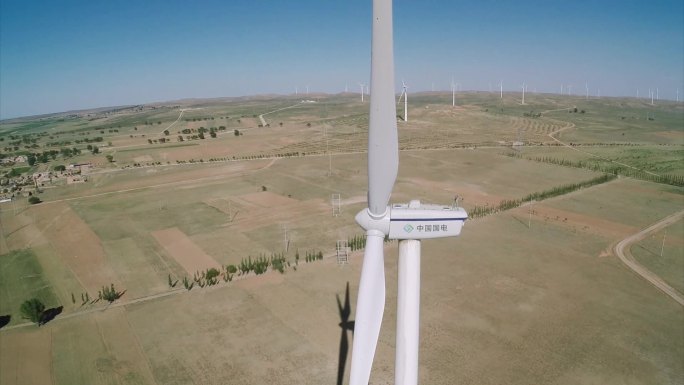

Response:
(499, 80), (503, 99)
(451, 77), (456, 107)
(397, 80), (409, 122)
(348, 1), (468, 384)
(359, 83), (366, 102)
(521, 83), (526, 105)
(585, 81), (589, 100)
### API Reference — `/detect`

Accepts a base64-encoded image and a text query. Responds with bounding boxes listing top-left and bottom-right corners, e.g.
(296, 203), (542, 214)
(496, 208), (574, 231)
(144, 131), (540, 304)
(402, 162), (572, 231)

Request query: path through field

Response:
(258, 102), (303, 127)
(613, 210), (684, 306)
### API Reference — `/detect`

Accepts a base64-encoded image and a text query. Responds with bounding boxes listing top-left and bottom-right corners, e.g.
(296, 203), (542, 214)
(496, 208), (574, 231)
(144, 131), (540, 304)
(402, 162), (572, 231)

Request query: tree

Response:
(105, 154), (114, 162)
(91, 146), (99, 154)
(27, 154), (37, 166)
(53, 165), (66, 171)
(198, 132), (205, 139)
(234, 129), (240, 136)
(20, 298), (45, 325)
(210, 131), (217, 138)
(28, 196), (41, 205)
(163, 130), (169, 136)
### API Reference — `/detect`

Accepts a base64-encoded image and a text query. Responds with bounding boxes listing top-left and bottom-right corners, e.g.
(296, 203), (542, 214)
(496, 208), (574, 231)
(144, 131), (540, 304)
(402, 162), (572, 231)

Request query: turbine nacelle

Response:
(355, 200), (468, 240)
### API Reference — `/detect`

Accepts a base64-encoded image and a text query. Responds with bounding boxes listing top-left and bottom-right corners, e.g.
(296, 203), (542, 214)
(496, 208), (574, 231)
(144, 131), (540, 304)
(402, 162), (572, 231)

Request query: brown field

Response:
(0, 94), (682, 385)
(152, 227), (221, 275)
(0, 327), (52, 385)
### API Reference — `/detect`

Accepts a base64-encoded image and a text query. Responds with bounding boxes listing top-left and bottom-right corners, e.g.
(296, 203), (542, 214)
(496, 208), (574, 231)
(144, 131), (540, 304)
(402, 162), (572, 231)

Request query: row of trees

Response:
(504, 152), (684, 187)
(69, 283), (124, 307)
(171, 250), (326, 292)
(469, 174), (616, 218)
(347, 234), (366, 251)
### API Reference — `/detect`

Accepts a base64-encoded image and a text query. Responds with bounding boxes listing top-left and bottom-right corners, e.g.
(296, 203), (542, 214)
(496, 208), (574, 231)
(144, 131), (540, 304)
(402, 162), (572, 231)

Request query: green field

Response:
(0, 249), (60, 326)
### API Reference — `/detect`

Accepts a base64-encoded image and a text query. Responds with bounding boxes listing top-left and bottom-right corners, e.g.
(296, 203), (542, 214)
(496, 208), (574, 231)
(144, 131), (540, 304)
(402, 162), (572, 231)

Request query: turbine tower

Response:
(499, 80), (503, 99)
(359, 83), (366, 102)
(451, 77), (456, 107)
(348, 1), (467, 384)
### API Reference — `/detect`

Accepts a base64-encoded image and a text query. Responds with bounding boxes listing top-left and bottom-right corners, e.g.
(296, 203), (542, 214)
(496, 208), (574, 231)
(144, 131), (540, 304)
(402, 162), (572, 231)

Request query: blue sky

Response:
(1, 0), (682, 119)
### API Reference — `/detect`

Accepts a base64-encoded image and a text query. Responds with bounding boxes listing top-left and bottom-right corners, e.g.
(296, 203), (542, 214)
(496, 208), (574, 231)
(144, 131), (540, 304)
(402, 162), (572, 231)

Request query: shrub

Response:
(28, 196), (41, 205)
(99, 283), (123, 303)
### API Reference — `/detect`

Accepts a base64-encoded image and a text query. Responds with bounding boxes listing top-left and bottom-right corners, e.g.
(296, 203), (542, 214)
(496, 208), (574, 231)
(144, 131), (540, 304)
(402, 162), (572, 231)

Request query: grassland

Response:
(0, 92), (682, 385)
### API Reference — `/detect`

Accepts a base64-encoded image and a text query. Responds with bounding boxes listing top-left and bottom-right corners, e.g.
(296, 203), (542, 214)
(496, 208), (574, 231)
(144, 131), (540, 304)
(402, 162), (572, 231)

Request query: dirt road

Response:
(613, 210), (684, 306)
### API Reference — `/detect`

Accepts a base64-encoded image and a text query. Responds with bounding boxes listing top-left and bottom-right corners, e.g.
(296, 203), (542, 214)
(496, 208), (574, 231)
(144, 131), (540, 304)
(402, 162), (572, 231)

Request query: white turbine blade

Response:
(349, 233), (386, 385)
(368, 0), (398, 216)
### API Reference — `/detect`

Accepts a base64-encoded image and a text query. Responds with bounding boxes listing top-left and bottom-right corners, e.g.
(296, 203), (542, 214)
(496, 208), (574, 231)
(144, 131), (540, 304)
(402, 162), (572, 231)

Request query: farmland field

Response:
(0, 92), (682, 385)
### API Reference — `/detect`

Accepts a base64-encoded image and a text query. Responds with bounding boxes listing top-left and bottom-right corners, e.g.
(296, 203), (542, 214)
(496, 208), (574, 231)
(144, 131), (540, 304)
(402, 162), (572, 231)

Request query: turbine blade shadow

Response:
(336, 281), (355, 385)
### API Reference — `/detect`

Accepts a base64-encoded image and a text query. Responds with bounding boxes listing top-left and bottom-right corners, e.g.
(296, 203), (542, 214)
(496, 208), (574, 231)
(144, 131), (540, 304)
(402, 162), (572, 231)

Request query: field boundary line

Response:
(613, 210), (684, 306)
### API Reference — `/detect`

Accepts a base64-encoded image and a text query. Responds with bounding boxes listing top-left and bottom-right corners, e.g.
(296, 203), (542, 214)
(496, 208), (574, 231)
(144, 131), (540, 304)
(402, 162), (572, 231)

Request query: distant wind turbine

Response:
(398, 80), (408, 122)
(499, 80), (503, 99)
(677, 88), (680, 102)
(359, 83), (366, 102)
(584, 82), (589, 98)
(521, 83), (526, 105)
(451, 77), (456, 107)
